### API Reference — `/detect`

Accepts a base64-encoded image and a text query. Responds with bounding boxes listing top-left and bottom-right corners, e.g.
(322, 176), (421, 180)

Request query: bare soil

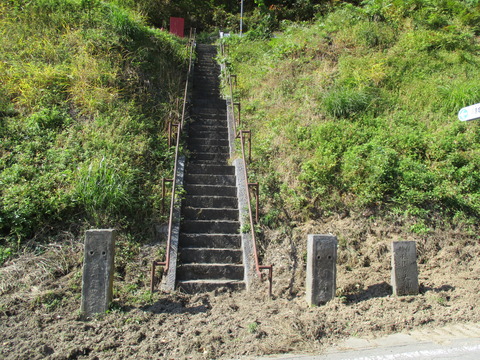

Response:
(1, 215), (479, 359)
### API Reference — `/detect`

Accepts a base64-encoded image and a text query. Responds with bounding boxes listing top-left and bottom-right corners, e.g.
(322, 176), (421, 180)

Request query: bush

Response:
(342, 141), (400, 205)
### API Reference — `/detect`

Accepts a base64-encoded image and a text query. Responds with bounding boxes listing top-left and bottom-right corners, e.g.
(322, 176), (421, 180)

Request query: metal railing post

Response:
(151, 28), (196, 293)
(222, 52), (274, 297)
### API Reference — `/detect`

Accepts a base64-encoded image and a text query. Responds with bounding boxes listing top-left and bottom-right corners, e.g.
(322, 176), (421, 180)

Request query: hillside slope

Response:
(224, 1), (480, 230)
(0, 1), (479, 359)
(0, 0), (189, 262)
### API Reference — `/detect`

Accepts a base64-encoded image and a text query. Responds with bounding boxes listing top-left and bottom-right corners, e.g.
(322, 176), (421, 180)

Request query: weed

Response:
(323, 86), (376, 119)
(240, 223), (251, 234)
(410, 221), (431, 235)
(33, 291), (63, 312)
(247, 321), (259, 334)
(156, 246), (166, 260)
(0, 247), (12, 265)
(427, 293), (449, 306)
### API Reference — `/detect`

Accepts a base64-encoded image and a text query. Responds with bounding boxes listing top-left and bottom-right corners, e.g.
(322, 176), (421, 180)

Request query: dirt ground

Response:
(1, 215), (479, 360)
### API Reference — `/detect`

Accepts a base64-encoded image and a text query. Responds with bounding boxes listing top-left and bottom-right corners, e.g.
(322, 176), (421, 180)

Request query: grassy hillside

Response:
(1, 3), (479, 359)
(223, 0), (480, 236)
(0, 0), (189, 263)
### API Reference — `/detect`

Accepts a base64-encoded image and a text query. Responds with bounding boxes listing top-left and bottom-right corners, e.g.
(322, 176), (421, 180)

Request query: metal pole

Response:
(240, 0), (244, 36)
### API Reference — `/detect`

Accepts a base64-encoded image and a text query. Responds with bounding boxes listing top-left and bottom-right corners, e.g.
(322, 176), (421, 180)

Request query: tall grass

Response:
(224, 0), (480, 232)
(0, 0), (188, 258)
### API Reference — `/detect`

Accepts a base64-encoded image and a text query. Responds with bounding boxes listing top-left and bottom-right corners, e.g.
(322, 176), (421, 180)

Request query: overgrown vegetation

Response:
(0, 0), (189, 262)
(223, 0), (480, 234)
(119, 0), (243, 31)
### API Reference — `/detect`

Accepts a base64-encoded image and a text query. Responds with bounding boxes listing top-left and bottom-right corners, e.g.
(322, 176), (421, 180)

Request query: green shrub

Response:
(352, 20), (397, 49)
(323, 86), (377, 119)
(75, 158), (135, 224)
(342, 141), (400, 205)
(0, 247), (12, 265)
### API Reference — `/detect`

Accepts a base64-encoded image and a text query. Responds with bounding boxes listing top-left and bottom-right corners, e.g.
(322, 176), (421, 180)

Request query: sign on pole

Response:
(170, 17), (185, 38)
(458, 103), (480, 121)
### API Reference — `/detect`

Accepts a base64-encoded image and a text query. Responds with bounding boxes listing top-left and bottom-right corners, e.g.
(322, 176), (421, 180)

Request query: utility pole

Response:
(240, 0), (244, 36)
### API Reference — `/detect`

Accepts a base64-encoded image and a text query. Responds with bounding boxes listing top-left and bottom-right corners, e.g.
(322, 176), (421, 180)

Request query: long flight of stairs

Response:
(176, 44), (245, 293)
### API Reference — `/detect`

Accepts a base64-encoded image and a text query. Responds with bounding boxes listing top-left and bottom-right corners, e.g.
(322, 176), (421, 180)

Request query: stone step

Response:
(193, 77), (218, 82)
(191, 108), (226, 114)
(183, 195), (238, 208)
(190, 131), (228, 140)
(191, 106), (227, 116)
(190, 124), (228, 132)
(190, 116), (226, 123)
(179, 248), (243, 264)
(189, 120), (227, 128)
(192, 106), (227, 114)
(193, 84), (218, 89)
(191, 118), (228, 125)
(189, 138), (229, 147)
(192, 101), (226, 109)
(176, 279), (245, 293)
(194, 71), (217, 75)
(185, 184), (237, 197)
(186, 164), (235, 175)
(192, 89), (221, 94)
(195, 66), (218, 72)
(177, 263), (244, 280)
(192, 95), (222, 100)
(188, 144), (230, 154)
(195, 64), (219, 69)
(193, 80), (219, 86)
(188, 152), (229, 164)
(184, 173), (235, 186)
(183, 207), (238, 221)
(195, 66), (219, 70)
(194, 70), (218, 74)
(192, 94), (221, 101)
(193, 75), (218, 79)
(189, 129), (228, 138)
(179, 233), (241, 248)
(184, 184), (237, 197)
(187, 157), (229, 166)
(181, 220), (239, 234)
(193, 82), (219, 87)
(188, 125), (228, 139)
(188, 159), (228, 166)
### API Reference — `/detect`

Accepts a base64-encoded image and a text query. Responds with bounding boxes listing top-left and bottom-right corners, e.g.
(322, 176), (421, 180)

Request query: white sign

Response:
(458, 103), (480, 121)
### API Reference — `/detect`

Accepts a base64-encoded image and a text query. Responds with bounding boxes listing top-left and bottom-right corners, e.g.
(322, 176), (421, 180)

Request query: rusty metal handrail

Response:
(151, 29), (196, 293)
(221, 42), (273, 297)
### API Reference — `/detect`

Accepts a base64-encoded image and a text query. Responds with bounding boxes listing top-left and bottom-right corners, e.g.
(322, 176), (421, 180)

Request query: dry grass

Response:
(0, 238), (82, 298)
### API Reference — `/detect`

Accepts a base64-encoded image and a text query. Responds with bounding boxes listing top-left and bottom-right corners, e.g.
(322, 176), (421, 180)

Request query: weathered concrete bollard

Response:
(391, 241), (419, 296)
(306, 234), (337, 306)
(81, 229), (116, 316)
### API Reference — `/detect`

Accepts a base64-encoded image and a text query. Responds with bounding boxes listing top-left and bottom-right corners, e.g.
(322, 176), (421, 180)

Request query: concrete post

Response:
(306, 234), (337, 306)
(391, 241), (419, 296)
(81, 229), (116, 315)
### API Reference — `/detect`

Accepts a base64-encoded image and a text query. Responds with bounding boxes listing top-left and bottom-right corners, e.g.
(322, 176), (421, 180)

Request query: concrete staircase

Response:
(177, 44), (245, 293)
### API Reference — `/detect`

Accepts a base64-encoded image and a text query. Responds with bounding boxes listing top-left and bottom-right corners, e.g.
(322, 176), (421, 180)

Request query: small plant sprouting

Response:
(240, 223), (251, 234)
(247, 321), (259, 334)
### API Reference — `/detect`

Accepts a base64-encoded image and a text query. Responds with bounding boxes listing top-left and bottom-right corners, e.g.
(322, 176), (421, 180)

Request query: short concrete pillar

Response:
(306, 234), (337, 306)
(391, 241), (419, 296)
(81, 229), (116, 315)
